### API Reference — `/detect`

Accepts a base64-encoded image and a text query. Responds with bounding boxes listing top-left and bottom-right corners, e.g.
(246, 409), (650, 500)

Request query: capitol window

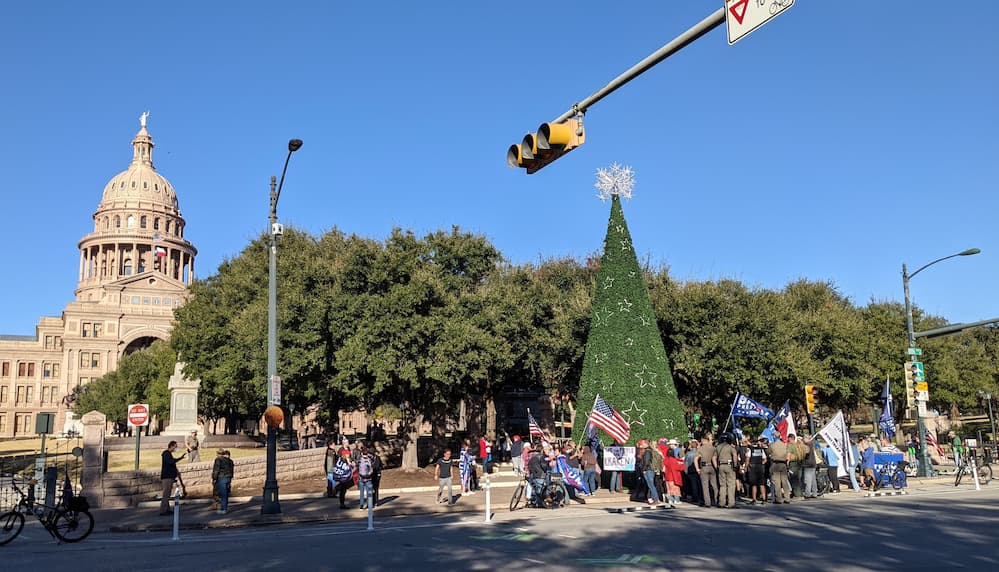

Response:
(127, 215), (135, 228)
(140, 216), (147, 229)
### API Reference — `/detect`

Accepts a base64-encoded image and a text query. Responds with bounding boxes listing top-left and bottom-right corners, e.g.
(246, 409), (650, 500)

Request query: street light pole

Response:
(979, 390), (996, 462)
(902, 247), (980, 478)
(262, 138), (303, 515)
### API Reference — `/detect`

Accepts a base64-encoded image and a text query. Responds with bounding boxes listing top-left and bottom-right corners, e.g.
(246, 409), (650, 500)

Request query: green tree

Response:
(70, 340), (175, 424)
(573, 195), (686, 444)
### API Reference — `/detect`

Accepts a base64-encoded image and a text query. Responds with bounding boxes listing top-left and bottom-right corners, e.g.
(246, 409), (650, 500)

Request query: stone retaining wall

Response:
(100, 447), (327, 508)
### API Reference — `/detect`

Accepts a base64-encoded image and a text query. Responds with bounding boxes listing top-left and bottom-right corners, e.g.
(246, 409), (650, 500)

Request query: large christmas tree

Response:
(573, 165), (686, 445)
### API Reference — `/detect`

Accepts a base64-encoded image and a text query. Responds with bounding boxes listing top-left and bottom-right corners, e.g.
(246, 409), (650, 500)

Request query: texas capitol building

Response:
(0, 116), (197, 438)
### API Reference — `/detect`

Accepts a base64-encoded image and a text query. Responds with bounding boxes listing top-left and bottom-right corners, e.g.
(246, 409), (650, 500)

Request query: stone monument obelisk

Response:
(162, 362), (202, 436)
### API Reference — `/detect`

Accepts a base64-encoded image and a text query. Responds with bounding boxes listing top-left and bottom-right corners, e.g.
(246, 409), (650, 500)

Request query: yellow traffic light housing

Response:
(805, 384), (818, 414)
(507, 118), (585, 174)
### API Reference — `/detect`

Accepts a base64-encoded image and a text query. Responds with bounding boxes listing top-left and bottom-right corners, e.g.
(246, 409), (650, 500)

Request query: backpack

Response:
(650, 446), (665, 473)
(358, 454), (374, 479)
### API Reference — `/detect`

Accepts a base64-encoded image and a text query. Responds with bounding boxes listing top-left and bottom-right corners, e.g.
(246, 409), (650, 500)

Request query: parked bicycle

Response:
(872, 460), (909, 491)
(0, 476), (94, 545)
(954, 458), (992, 487)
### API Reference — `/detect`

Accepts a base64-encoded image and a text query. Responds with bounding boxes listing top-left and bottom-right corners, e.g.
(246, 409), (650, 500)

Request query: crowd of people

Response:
(154, 427), (934, 517)
(323, 438), (383, 509)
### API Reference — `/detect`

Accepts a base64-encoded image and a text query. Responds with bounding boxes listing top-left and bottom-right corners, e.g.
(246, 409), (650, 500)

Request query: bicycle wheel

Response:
(977, 464), (992, 485)
(0, 511), (25, 546)
(890, 471), (907, 490)
(509, 482), (525, 511)
(51, 509), (94, 543)
(544, 485), (564, 509)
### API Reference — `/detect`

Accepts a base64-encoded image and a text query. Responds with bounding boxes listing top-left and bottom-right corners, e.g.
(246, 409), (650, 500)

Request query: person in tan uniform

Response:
(768, 437), (791, 504)
(716, 433), (740, 508)
(694, 436), (718, 507)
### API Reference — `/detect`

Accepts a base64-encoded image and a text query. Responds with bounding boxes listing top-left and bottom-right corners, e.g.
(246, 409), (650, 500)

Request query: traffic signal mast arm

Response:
(507, 7), (726, 173)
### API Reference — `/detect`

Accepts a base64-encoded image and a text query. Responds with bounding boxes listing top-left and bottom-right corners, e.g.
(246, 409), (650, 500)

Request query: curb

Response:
(865, 490), (908, 497)
(608, 504), (675, 514)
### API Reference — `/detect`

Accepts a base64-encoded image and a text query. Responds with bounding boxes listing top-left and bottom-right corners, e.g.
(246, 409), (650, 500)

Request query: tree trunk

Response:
(400, 408), (422, 471)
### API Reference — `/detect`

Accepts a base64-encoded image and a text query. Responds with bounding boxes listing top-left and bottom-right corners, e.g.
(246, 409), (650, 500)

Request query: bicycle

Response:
(508, 474), (565, 511)
(872, 461), (909, 491)
(954, 458), (992, 487)
(0, 476), (94, 545)
(815, 468), (832, 496)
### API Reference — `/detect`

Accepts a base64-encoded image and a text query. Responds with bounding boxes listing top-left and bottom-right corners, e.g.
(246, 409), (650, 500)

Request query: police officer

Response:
(768, 437), (791, 504)
(716, 433), (739, 508)
(694, 436), (718, 507)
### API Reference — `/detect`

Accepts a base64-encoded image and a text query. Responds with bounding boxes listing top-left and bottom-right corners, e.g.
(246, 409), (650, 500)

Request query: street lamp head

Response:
(288, 139), (303, 153)
(959, 248), (981, 256)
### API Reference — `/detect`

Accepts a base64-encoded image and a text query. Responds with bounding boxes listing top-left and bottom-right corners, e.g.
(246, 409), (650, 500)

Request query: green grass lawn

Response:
(106, 447), (265, 472)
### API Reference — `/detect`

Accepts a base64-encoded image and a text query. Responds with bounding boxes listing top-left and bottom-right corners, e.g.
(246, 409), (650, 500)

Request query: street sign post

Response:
(907, 347), (923, 356)
(725, 0), (795, 45)
(127, 403), (150, 471)
(270, 375), (282, 406)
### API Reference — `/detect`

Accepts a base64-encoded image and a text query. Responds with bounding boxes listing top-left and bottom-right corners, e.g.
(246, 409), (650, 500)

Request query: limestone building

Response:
(0, 116), (197, 437)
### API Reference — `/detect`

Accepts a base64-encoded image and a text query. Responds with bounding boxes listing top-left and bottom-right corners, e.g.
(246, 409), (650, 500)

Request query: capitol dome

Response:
(98, 119), (179, 211)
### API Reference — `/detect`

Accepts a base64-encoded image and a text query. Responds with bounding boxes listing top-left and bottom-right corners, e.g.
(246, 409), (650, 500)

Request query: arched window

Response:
(165, 221), (171, 234)
(104, 217), (109, 230)
(127, 215), (135, 228)
(123, 258), (133, 276)
(140, 216), (147, 229)
(153, 218), (160, 230)
(114, 216), (121, 229)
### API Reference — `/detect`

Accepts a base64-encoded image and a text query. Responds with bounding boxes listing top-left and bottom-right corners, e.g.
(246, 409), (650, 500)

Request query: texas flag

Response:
(761, 401), (796, 443)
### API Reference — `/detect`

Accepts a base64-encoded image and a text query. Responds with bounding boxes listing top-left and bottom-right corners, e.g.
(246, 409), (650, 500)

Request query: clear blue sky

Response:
(1, 1), (996, 336)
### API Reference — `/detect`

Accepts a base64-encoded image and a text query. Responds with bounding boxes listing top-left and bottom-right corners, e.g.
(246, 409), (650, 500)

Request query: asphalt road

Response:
(3, 485), (997, 571)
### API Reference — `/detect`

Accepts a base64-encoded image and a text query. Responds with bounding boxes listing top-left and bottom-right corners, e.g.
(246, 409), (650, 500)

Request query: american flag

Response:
(587, 395), (630, 444)
(527, 410), (545, 438)
(925, 429), (945, 457)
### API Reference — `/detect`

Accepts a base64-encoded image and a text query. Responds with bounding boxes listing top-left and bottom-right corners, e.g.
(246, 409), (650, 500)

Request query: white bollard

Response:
(367, 489), (374, 531)
(484, 474), (491, 523)
(172, 487), (180, 541)
(971, 456), (981, 491)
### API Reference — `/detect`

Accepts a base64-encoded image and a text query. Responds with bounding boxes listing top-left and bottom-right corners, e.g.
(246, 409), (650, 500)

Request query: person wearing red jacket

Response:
(663, 448), (685, 507)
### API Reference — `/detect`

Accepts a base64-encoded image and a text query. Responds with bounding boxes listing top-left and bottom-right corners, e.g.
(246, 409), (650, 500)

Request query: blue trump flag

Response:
(556, 456), (589, 494)
(732, 392), (775, 420)
(879, 378), (896, 439)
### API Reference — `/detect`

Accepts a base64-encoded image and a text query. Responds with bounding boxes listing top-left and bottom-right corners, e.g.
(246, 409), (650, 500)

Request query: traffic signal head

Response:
(507, 119), (585, 174)
(904, 361), (917, 407)
(805, 384), (819, 414)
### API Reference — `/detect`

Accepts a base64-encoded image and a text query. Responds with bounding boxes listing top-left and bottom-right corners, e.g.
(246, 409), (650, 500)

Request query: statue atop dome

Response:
(140, 110), (150, 128)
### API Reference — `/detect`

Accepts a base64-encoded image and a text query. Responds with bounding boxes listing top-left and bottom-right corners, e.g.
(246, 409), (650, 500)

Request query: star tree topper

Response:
(595, 163), (635, 201)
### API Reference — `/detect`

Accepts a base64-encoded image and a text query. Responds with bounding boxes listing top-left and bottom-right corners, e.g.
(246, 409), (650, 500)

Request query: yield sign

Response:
(726, 0), (795, 45)
(729, 0), (749, 25)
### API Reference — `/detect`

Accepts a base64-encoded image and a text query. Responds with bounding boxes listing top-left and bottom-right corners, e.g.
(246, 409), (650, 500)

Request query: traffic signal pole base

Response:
(261, 426), (281, 514)
(916, 414), (933, 478)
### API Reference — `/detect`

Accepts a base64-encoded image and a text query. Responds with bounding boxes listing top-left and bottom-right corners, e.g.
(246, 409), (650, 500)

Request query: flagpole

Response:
(721, 393), (739, 434)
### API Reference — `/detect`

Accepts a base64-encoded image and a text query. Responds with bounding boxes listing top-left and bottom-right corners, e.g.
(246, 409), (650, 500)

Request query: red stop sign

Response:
(127, 403), (150, 427)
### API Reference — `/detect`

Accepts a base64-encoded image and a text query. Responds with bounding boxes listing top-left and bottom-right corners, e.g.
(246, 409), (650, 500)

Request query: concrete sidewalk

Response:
(95, 472), (962, 533)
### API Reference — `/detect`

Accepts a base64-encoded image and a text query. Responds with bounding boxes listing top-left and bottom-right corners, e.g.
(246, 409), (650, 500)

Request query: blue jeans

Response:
(583, 468), (598, 494)
(608, 471), (622, 492)
(358, 480), (373, 508)
(216, 477), (231, 512)
(529, 478), (547, 506)
(643, 470), (658, 501)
